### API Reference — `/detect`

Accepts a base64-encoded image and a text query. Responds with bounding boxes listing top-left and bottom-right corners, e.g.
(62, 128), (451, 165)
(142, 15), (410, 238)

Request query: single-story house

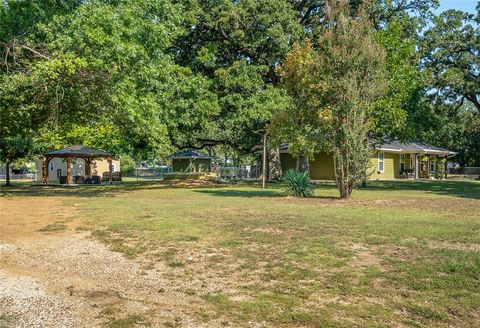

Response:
(280, 140), (456, 180)
(36, 145), (121, 184)
(167, 151), (214, 173)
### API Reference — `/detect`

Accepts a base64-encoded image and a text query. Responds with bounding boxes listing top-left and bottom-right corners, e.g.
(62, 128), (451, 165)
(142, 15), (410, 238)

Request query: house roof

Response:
(45, 145), (112, 158)
(279, 141), (456, 156)
(279, 143), (289, 152)
(167, 151), (214, 159)
(377, 140), (456, 156)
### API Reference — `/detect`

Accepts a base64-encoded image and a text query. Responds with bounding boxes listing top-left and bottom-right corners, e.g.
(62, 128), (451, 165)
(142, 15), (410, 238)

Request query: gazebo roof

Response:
(167, 150), (214, 160)
(45, 145), (112, 158)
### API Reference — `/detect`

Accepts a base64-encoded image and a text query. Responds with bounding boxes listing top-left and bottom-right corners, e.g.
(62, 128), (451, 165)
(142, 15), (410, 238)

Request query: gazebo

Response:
(167, 151), (214, 173)
(42, 145), (115, 185)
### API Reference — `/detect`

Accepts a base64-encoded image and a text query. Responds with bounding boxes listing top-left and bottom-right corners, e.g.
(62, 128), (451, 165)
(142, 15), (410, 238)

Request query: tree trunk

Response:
(5, 160), (11, 187)
(66, 157), (72, 185)
(267, 147), (282, 181)
(334, 150), (349, 199)
(339, 167), (349, 199)
(84, 158), (92, 176)
(298, 153), (309, 173)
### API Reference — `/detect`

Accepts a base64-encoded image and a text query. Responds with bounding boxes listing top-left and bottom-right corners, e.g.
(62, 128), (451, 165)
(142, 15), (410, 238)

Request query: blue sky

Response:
(436, 0), (478, 14)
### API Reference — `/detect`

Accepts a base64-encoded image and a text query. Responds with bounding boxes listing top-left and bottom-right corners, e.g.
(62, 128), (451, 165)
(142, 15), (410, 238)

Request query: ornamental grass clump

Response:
(282, 169), (314, 198)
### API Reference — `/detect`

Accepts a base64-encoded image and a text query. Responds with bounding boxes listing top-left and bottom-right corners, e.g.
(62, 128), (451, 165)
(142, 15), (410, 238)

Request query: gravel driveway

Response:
(0, 198), (211, 327)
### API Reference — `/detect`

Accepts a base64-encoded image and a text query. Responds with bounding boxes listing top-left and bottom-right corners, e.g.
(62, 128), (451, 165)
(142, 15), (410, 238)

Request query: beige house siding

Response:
(368, 151), (399, 180)
(309, 152), (336, 180)
(280, 152), (336, 180)
(36, 158), (120, 183)
(281, 151), (402, 181)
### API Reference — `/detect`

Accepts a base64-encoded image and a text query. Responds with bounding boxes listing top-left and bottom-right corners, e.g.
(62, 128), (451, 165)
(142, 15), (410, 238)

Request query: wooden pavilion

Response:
(42, 145), (115, 185)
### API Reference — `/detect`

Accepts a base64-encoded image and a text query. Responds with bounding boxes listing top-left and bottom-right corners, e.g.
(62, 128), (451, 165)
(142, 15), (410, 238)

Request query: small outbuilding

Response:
(36, 145), (121, 185)
(167, 151), (214, 173)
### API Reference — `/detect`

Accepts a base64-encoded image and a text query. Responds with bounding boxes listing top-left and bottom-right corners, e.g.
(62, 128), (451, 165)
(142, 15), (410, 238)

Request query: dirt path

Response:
(0, 198), (210, 327)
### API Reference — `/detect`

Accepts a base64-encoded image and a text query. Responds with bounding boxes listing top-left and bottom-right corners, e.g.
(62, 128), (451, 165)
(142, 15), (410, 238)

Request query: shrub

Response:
(282, 169), (314, 198)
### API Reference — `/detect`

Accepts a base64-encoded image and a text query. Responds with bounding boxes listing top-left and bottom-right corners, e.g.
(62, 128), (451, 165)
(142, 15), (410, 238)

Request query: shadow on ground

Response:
(194, 188), (283, 198)
(364, 180), (480, 200)
(0, 181), (166, 198)
(0, 180), (264, 198)
(1, 179), (478, 200)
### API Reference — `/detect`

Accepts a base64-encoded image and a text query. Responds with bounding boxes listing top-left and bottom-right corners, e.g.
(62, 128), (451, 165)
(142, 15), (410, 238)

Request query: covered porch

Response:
(41, 145), (120, 185)
(378, 141), (457, 180)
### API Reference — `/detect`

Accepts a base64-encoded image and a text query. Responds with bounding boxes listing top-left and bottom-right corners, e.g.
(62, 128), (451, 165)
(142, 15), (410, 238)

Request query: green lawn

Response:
(2, 180), (480, 326)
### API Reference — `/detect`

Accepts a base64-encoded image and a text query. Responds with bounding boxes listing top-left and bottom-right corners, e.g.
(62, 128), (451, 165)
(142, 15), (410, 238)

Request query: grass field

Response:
(2, 179), (480, 327)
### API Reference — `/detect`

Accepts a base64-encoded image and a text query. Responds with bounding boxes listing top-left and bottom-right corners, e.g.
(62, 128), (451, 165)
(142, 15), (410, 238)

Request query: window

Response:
(50, 162), (54, 171)
(430, 162), (435, 172)
(378, 152), (385, 173)
(400, 154), (406, 172)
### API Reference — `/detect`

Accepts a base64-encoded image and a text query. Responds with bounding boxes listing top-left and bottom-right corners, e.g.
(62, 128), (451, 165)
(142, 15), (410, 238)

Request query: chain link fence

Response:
(0, 173), (36, 181)
(449, 167), (480, 177)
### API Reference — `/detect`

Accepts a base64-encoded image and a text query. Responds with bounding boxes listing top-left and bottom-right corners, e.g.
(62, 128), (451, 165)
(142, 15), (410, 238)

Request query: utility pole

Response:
(262, 133), (267, 189)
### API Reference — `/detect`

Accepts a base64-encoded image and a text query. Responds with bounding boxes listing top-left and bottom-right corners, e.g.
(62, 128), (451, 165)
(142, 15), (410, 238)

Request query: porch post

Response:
(66, 157), (71, 185)
(84, 158), (92, 176)
(444, 156), (448, 179)
(42, 156), (49, 185)
(415, 154), (419, 179)
(426, 157), (429, 177)
(108, 157), (113, 184)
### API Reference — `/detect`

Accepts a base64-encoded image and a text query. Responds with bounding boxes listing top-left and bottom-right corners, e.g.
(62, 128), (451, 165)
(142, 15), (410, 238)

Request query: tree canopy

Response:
(0, 0), (478, 187)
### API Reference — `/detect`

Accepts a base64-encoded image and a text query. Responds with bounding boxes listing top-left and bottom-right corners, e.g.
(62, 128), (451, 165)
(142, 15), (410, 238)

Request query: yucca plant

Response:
(282, 169), (314, 198)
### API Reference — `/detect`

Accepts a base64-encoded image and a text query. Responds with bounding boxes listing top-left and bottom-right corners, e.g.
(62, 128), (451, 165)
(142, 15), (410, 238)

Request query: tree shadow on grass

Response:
(0, 181), (166, 198)
(0, 180), (279, 198)
(194, 188), (284, 198)
(363, 180), (480, 200)
(194, 184), (338, 200)
(2, 179), (477, 200)
(197, 180), (480, 201)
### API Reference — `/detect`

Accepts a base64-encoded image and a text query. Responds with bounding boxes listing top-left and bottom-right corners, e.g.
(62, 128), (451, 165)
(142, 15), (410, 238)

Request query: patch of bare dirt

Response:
(0, 198), (77, 242)
(0, 197), (221, 327)
(163, 179), (226, 188)
(429, 241), (480, 252)
(350, 243), (383, 267)
(244, 226), (284, 235)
